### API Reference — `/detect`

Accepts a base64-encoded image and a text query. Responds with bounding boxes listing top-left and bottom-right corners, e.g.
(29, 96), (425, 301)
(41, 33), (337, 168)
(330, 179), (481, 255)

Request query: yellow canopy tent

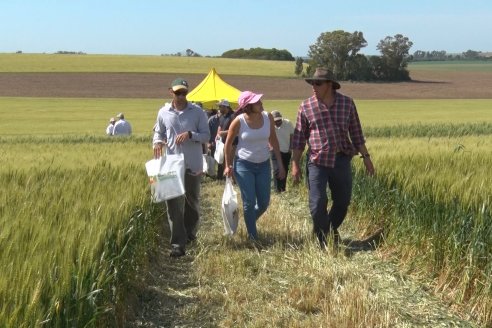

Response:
(187, 68), (241, 109)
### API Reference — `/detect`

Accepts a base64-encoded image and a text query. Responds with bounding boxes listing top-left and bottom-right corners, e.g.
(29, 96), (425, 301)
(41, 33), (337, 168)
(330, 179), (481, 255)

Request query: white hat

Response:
(271, 110), (283, 121)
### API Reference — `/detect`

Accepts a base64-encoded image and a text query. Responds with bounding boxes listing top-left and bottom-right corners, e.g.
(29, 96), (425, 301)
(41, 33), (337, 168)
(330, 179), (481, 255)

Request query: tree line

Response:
(212, 31), (416, 82)
(221, 47), (295, 61)
(297, 30), (414, 82)
(219, 31), (490, 82)
(141, 29), (492, 82)
(410, 49), (491, 61)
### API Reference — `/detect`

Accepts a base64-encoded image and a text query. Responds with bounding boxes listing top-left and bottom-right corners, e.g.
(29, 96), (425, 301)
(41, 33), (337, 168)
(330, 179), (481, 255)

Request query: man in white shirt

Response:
(113, 113), (132, 136)
(153, 78), (210, 257)
(271, 110), (295, 192)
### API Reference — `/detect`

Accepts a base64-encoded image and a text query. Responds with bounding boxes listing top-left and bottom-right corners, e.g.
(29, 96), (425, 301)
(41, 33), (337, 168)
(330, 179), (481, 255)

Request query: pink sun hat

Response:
(237, 91), (263, 109)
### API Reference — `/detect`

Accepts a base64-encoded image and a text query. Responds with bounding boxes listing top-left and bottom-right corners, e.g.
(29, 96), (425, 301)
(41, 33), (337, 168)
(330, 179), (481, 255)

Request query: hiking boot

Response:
(169, 246), (185, 258)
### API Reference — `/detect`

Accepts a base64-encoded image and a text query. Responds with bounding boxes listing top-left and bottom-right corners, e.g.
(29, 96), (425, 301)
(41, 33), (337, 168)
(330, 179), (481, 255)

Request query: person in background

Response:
(291, 67), (375, 249)
(194, 102), (210, 156)
(207, 106), (220, 160)
(224, 91), (285, 240)
(270, 110), (295, 192)
(215, 99), (234, 179)
(113, 113), (132, 136)
(106, 117), (116, 136)
(153, 78), (210, 257)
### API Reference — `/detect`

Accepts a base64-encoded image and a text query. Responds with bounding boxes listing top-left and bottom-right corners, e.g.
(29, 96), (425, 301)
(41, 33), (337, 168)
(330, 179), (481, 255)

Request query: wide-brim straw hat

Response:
(305, 67), (340, 89)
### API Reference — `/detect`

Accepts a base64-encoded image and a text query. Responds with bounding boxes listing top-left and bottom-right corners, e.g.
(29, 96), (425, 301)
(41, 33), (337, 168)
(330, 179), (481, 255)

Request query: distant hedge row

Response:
(221, 47), (295, 61)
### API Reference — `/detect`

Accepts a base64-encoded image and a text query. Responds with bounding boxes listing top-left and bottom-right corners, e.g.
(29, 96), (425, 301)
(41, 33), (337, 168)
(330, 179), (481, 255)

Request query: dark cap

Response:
(171, 78), (189, 92)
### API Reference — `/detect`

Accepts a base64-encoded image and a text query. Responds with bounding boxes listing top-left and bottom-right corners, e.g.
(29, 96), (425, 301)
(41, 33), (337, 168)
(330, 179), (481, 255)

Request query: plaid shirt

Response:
(292, 92), (365, 168)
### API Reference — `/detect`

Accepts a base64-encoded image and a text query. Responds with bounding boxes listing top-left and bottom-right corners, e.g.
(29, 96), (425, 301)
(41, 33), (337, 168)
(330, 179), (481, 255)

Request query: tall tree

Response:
(308, 30), (367, 80)
(376, 34), (413, 80)
(294, 57), (304, 77)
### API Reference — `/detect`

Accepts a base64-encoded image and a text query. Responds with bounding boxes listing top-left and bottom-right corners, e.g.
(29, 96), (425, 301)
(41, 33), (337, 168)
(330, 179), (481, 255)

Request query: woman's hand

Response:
(224, 165), (233, 177)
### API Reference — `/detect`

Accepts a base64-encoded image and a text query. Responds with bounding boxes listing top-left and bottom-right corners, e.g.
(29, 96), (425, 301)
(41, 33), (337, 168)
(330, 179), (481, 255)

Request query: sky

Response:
(1, 0), (491, 57)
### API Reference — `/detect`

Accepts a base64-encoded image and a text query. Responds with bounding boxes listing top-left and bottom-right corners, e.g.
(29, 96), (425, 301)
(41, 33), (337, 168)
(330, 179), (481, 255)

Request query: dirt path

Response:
(122, 216), (208, 327)
(124, 181), (476, 328)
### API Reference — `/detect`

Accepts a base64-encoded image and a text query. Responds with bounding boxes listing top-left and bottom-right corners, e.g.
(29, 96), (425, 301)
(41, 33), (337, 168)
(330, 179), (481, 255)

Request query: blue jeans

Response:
(307, 154), (352, 245)
(234, 158), (271, 239)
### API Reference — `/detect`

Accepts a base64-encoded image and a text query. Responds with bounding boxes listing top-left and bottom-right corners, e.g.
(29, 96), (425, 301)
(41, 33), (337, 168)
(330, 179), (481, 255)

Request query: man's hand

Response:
(153, 142), (164, 159)
(291, 161), (302, 185)
(175, 131), (190, 145)
(363, 157), (375, 176)
(276, 165), (286, 180)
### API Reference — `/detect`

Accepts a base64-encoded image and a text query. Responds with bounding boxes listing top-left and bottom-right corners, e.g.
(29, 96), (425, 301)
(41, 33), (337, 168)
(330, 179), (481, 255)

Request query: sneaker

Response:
(169, 246), (185, 258)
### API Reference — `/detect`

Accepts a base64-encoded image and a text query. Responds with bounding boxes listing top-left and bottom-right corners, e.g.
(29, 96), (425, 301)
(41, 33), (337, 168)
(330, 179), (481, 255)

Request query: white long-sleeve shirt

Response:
(113, 119), (132, 135)
(153, 102), (210, 174)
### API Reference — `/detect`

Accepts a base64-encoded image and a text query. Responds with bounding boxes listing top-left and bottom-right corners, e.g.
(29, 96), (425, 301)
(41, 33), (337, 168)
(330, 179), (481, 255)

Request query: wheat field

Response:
(0, 55), (491, 326)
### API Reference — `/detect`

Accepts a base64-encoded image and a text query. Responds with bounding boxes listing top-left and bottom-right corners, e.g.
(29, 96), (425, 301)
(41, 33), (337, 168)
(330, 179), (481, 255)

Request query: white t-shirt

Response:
(236, 112), (271, 163)
(275, 119), (294, 153)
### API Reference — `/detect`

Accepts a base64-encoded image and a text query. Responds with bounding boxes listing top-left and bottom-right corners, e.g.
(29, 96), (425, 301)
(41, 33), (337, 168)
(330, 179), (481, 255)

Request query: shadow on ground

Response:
(342, 228), (385, 257)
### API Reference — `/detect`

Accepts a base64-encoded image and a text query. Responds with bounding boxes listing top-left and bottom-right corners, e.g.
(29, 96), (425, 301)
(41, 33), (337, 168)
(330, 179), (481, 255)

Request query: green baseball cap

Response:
(171, 78), (189, 92)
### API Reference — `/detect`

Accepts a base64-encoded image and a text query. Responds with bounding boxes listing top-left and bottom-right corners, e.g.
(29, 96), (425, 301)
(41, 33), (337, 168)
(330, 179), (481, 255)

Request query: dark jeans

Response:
(271, 151), (291, 192)
(165, 170), (202, 249)
(307, 154), (352, 245)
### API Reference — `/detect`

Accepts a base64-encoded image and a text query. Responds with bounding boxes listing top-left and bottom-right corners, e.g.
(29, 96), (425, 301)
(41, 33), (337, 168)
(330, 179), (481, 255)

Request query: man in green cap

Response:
(152, 78), (210, 257)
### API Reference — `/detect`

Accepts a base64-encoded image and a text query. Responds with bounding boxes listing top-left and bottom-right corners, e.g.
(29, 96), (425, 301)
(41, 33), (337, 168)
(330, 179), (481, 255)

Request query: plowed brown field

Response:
(1, 70), (491, 99)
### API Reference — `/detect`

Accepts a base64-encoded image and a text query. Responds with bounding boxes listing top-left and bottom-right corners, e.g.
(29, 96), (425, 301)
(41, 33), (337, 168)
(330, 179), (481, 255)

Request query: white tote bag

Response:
(221, 177), (239, 235)
(145, 153), (185, 202)
(214, 138), (225, 164)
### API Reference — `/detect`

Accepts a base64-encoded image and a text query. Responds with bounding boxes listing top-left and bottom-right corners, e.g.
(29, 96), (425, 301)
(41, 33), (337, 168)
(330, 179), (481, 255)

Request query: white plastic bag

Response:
(203, 154), (216, 177)
(221, 177), (239, 235)
(214, 138), (225, 164)
(145, 153), (185, 202)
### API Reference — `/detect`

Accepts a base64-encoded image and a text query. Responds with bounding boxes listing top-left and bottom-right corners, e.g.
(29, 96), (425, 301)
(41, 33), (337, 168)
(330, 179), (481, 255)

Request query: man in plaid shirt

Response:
(292, 67), (375, 248)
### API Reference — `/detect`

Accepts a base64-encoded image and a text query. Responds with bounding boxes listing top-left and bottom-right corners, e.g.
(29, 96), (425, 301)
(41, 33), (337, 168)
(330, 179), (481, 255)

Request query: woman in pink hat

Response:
(224, 91), (286, 240)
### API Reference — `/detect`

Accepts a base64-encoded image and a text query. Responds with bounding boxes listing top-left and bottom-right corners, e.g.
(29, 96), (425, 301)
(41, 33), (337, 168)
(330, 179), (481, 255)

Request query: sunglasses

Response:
(173, 90), (188, 96)
(310, 81), (325, 86)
